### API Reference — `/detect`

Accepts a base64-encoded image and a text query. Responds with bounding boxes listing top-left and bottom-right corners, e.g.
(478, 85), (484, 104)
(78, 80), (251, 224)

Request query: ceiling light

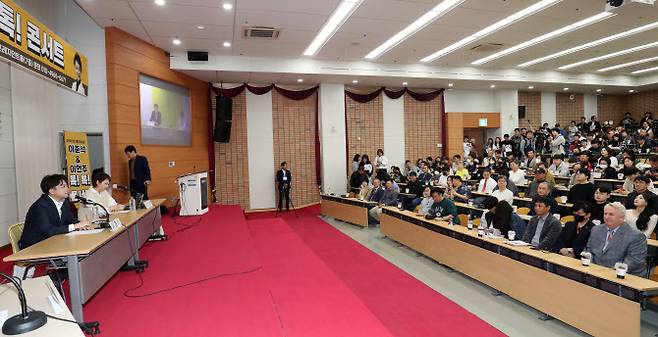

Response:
(196, 25), (205, 30)
(490, 84), (496, 88)
(364, 0), (463, 59)
(528, 86), (534, 89)
(596, 89), (602, 92)
(172, 38), (181, 45)
(304, 0), (364, 56)
(448, 83), (454, 87)
(472, 12), (614, 65)
(597, 55), (658, 72)
(223, 41), (231, 47)
(421, 0), (560, 62)
(222, 2), (233, 10)
(518, 20), (658, 67)
(297, 78), (304, 83)
(352, 80), (359, 84)
(154, 0), (165, 5)
(632, 66), (658, 75)
(563, 87), (569, 91)
(628, 89), (636, 93)
(559, 41), (658, 70)
(402, 82), (408, 86)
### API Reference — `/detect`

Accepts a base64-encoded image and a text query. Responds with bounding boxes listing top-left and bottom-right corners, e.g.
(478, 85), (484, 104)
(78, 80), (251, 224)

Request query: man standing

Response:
(277, 162), (292, 211)
(585, 203), (647, 276)
(124, 145), (151, 199)
(521, 196), (562, 250)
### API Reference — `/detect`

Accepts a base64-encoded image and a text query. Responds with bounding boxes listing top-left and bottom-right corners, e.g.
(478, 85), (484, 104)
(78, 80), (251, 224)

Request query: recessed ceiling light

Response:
(154, 0), (165, 6)
(629, 89), (636, 93)
(172, 38), (181, 45)
(223, 41), (231, 47)
(471, 12), (614, 65)
(490, 84), (496, 88)
(518, 20), (658, 68)
(563, 87), (569, 91)
(448, 83), (454, 87)
(631, 65), (658, 75)
(597, 55), (658, 72)
(364, 0), (463, 59)
(402, 82), (408, 86)
(352, 80), (359, 84)
(558, 41), (658, 70)
(596, 89), (602, 92)
(297, 78), (304, 83)
(196, 25), (205, 30)
(222, 2), (233, 10)
(304, 0), (364, 56)
(421, 0), (560, 62)
(528, 86), (534, 89)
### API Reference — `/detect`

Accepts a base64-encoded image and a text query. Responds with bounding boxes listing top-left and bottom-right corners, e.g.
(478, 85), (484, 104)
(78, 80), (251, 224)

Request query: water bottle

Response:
(129, 197), (136, 211)
(397, 201), (403, 210)
(467, 219), (473, 230)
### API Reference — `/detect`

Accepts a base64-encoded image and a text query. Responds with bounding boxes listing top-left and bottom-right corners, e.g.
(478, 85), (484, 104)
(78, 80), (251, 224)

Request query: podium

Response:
(177, 171), (209, 216)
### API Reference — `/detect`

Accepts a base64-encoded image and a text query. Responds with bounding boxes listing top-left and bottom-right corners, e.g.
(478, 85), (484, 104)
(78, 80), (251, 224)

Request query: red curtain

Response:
(210, 84), (319, 100)
(345, 87), (444, 103)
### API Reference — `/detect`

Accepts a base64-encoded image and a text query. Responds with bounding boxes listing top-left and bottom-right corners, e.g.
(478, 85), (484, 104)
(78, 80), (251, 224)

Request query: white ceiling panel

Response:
(142, 21), (233, 39)
(130, 1), (234, 24)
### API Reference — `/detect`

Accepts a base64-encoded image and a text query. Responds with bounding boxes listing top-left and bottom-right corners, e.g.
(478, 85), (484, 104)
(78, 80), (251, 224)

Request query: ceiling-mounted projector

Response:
(606, 0), (655, 11)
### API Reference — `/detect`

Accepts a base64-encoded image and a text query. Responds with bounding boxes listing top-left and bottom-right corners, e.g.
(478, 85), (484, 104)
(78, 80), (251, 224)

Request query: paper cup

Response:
(508, 231), (516, 240)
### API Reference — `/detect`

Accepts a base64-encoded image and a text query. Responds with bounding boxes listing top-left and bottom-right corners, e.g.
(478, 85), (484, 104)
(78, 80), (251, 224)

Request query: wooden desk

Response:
(380, 207), (658, 337)
(4, 199), (164, 322)
(320, 194), (375, 227)
(0, 276), (85, 337)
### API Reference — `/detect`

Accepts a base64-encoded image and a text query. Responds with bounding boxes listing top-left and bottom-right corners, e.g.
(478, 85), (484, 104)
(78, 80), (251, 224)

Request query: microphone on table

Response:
(112, 184), (133, 192)
(0, 272), (47, 335)
(75, 196), (111, 229)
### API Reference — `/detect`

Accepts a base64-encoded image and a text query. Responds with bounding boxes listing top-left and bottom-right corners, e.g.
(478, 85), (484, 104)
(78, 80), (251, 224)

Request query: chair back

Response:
(517, 207), (531, 215)
(560, 215), (574, 224)
(8, 222), (24, 254)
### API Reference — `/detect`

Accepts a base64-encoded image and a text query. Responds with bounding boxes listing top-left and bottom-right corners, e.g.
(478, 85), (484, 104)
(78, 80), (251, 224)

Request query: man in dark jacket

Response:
(350, 165), (369, 190)
(125, 145), (152, 199)
(276, 162), (292, 211)
(19, 174), (92, 249)
(522, 196), (562, 250)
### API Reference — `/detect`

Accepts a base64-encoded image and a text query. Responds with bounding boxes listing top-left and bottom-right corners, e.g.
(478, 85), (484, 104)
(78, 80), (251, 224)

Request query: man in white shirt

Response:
(477, 168), (496, 194)
(491, 175), (514, 205)
(548, 154), (570, 177)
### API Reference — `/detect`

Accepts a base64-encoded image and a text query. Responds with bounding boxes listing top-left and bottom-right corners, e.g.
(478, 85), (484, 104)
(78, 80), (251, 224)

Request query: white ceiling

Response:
(76, 0), (658, 93)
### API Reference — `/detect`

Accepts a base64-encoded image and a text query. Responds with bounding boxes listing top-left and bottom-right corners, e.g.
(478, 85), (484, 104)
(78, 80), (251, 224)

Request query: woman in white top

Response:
(625, 191), (658, 238)
(83, 171), (125, 215)
(375, 149), (388, 180)
(597, 147), (619, 170)
(508, 161), (526, 186)
(361, 155), (373, 177)
(491, 175), (514, 206)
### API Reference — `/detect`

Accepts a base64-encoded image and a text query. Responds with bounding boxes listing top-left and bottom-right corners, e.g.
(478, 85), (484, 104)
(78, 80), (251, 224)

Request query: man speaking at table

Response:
(19, 174), (93, 249)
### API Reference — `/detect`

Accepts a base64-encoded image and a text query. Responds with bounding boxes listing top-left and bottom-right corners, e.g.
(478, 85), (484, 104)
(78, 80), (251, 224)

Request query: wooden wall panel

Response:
(105, 27), (209, 205)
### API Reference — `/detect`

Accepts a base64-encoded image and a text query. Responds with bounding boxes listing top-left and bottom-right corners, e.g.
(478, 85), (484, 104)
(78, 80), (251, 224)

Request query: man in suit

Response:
(124, 145), (151, 199)
(277, 162), (292, 211)
(19, 174), (92, 249)
(522, 196), (562, 250)
(585, 202), (647, 276)
(368, 179), (399, 224)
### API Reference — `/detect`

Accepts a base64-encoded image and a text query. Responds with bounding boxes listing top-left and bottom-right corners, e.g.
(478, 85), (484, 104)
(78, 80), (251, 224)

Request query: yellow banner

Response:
(63, 131), (91, 199)
(0, 0), (88, 96)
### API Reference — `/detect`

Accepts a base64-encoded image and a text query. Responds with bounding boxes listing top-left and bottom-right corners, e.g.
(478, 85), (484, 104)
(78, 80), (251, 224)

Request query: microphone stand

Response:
(79, 199), (111, 229)
(0, 272), (47, 335)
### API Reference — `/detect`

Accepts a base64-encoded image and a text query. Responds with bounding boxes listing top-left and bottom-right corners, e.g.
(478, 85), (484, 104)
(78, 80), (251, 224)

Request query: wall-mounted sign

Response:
(479, 118), (488, 127)
(0, 0), (88, 96)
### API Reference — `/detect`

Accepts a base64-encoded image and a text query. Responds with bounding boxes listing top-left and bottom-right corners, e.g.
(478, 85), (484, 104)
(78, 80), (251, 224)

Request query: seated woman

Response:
(553, 201), (595, 258)
(486, 199), (526, 238)
(625, 191), (658, 238)
(83, 171), (125, 216)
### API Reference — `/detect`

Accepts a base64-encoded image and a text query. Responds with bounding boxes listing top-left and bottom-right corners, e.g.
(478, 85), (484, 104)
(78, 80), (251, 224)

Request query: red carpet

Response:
(1, 205), (505, 336)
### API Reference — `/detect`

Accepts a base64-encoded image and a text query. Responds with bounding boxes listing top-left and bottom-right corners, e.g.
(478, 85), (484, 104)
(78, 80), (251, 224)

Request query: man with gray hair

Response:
(585, 202), (647, 276)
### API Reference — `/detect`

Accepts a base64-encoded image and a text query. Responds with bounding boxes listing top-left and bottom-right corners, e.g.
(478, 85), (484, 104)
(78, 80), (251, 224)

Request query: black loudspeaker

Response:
(518, 106), (526, 119)
(216, 96), (233, 121)
(187, 51), (208, 61)
(214, 120), (232, 143)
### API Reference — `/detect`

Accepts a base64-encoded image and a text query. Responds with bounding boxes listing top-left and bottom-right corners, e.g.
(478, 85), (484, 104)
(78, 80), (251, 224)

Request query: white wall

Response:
(246, 91), (276, 209)
(319, 84), (347, 195)
(382, 95), (405, 170)
(584, 94), (597, 120)
(0, 61), (18, 246)
(495, 90), (518, 137)
(541, 92), (557, 128)
(444, 89), (496, 113)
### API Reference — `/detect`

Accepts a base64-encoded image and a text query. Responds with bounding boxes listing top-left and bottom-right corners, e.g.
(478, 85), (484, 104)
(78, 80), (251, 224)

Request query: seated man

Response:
(477, 168), (496, 194)
(19, 174), (92, 249)
(625, 175), (655, 209)
(448, 175), (470, 203)
(368, 180), (399, 224)
(553, 201), (595, 258)
(529, 182), (558, 215)
(426, 187), (460, 225)
(349, 165), (369, 190)
(548, 154), (570, 177)
(404, 172), (423, 210)
(368, 178), (384, 203)
(567, 168), (595, 205)
(527, 168), (554, 199)
(591, 186), (611, 223)
(417, 163), (433, 186)
(521, 196), (562, 250)
(585, 202), (647, 276)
